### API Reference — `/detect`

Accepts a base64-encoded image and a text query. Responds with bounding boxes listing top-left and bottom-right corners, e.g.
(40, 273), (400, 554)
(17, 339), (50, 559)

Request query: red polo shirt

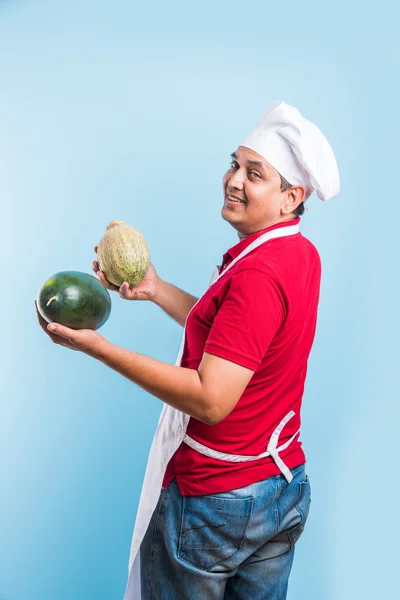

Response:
(162, 217), (321, 495)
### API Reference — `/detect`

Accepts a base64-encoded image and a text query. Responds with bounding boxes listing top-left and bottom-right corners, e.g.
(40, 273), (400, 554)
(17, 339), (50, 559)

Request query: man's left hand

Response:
(35, 301), (107, 357)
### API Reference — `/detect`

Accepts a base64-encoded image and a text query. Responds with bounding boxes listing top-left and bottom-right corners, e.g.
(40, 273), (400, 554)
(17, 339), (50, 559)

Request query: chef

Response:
(36, 101), (340, 600)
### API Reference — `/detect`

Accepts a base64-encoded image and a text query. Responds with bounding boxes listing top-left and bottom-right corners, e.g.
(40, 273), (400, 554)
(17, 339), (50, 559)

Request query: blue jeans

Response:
(140, 464), (311, 599)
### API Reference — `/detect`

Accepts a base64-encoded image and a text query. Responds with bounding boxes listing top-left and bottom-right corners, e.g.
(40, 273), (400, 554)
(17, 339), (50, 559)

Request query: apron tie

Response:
(183, 411), (300, 484)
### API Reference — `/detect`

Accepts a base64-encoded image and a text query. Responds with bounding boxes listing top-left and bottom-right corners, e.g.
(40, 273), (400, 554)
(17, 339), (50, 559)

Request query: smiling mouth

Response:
(226, 195), (246, 204)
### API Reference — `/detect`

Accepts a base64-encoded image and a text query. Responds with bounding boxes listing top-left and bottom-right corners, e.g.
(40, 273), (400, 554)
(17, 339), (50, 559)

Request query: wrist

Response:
(151, 277), (165, 305)
(89, 337), (113, 360)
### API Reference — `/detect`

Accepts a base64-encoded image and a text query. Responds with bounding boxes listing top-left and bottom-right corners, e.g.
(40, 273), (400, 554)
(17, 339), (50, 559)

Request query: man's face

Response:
(221, 146), (290, 236)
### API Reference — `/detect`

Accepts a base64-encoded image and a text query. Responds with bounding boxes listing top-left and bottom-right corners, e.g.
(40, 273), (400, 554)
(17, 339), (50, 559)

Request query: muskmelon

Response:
(37, 271), (112, 330)
(97, 220), (150, 287)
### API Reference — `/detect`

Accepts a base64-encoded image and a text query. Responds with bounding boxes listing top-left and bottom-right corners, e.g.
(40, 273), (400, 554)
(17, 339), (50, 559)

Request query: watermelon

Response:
(97, 220), (150, 287)
(37, 271), (111, 330)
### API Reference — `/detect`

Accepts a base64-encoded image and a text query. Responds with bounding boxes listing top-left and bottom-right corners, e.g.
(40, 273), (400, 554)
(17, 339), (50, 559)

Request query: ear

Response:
(280, 185), (305, 215)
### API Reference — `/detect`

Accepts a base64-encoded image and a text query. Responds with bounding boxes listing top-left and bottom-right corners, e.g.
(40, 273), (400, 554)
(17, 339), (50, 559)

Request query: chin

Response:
(221, 208), (241, 228)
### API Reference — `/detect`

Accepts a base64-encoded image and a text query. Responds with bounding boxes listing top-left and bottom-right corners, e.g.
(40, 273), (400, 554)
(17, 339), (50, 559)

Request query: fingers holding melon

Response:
(116, 266), (158, 301)
(92, 260), (120, 292)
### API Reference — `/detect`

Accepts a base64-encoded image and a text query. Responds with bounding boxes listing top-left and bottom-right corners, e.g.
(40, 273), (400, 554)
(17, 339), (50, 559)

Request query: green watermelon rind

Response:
(37, 271), (112, 331)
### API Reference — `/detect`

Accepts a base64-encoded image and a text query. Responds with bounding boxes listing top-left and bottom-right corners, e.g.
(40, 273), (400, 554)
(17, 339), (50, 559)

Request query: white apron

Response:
(123, 223), (300, 600)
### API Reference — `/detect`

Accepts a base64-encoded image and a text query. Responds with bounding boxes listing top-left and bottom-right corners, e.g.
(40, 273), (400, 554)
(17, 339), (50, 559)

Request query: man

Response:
(36, 101), (340, 599)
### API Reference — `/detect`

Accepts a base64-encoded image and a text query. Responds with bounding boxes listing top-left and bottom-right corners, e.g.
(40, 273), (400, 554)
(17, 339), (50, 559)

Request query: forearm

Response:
(153, 279), (199, 327)
(94, 340), (212, 423)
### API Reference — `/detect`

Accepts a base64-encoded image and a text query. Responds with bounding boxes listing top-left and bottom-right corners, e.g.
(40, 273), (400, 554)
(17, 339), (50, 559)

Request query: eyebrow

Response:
(230, 152), (267, 171)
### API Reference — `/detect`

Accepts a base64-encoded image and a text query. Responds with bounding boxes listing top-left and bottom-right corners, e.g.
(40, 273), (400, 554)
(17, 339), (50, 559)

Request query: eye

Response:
(249, 171), (262, 179)
(229, 161), (239, 170)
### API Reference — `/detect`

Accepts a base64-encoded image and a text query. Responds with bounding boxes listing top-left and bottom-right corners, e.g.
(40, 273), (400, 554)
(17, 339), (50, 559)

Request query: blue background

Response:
(0, 1), (398, 598)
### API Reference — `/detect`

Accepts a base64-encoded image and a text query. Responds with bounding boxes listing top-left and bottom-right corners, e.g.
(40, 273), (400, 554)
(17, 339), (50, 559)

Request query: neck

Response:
(237, 214), (297, 241)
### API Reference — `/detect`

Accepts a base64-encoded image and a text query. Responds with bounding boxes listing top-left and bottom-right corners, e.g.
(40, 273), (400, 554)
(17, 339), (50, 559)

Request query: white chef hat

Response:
(240, 101), (340, 201)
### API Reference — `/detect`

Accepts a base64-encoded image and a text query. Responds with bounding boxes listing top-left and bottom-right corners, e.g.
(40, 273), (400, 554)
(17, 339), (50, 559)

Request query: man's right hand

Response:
(92, 246), (161, 302)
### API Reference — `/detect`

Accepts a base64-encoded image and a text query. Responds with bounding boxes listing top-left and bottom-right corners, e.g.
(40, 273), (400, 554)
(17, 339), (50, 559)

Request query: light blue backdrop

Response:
(0, 1), (398, 599)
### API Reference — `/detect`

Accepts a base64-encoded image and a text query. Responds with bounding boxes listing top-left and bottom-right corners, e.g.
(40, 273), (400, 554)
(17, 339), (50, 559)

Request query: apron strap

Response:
(183, 411), (300, 483)
(267, 411), (297, 483)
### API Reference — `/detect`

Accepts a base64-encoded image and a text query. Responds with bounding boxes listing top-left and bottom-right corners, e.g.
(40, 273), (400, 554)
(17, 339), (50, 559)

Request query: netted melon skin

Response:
(97, 222), (150, 287)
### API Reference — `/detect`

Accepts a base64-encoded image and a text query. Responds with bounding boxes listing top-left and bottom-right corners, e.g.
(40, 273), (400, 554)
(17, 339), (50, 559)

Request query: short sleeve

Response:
(204, 269), (286, 370)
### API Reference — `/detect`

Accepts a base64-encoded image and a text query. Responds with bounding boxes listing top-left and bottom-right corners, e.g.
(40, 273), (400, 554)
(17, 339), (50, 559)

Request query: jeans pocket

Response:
(178, 494), (254, 571)
(287, 475), (311, 547)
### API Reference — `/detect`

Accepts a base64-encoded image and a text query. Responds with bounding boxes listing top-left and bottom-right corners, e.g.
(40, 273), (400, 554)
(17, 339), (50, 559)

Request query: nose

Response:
(227, 167), (245, 191)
